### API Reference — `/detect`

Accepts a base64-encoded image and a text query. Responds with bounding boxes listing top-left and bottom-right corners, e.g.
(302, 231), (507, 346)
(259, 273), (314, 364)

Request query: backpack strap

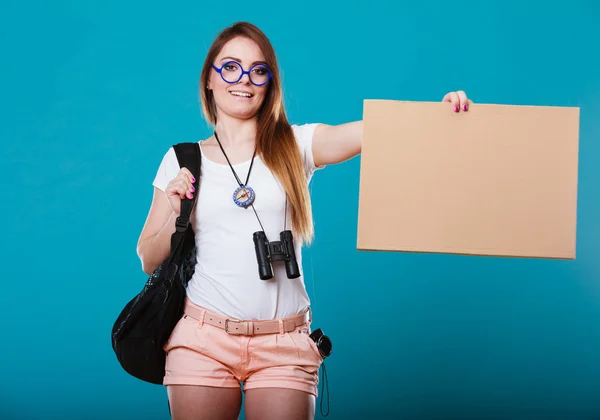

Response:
(161, 142), (201, 271)
(172, 142), (201, 232)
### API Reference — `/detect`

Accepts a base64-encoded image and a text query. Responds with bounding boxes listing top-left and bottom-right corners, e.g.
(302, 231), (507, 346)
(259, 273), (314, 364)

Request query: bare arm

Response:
(136, 188), (178, 275)
(312, 121), (363, 167)
(311, 91), (471, 167)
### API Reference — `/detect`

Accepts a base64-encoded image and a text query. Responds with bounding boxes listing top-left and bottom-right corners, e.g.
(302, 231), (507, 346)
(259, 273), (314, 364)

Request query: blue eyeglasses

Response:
(212, 60), (272, 86)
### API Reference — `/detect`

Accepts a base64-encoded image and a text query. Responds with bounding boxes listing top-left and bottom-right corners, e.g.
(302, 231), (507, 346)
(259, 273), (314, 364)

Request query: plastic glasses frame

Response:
(211, 60), (273, 87)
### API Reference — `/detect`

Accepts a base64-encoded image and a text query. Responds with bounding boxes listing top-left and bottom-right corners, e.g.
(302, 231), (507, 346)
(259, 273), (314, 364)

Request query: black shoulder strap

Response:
(172, 142), (201, 232)
(161, 142), (201, 273)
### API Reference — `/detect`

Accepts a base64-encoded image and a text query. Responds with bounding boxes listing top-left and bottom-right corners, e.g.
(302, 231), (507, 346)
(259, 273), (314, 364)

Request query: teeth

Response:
(230, 91), (252, 98)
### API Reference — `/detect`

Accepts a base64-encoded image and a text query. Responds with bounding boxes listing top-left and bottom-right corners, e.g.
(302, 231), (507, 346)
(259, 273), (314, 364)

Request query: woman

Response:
(137, 21), (470, 420)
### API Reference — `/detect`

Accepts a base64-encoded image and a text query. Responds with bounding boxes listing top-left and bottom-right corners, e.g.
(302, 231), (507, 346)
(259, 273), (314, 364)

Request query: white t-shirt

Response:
(152, 123), (323, 320)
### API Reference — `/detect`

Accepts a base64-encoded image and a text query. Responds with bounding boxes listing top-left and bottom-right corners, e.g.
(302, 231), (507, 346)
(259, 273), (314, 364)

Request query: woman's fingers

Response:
(456, 90), (469, 111)
(442, 90), (471, 112)
(175, 168), (197, 197)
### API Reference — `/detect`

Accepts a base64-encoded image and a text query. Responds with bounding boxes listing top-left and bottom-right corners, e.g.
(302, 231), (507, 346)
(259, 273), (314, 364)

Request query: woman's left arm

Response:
(312, 90), (471, 167)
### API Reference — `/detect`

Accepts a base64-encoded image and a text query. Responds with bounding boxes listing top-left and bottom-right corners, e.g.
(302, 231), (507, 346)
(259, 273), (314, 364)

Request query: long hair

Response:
(199, 22), (314, 244)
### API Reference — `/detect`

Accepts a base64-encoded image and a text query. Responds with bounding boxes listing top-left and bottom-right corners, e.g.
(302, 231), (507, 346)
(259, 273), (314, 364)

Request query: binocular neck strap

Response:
(250, 204), (266, 233)
(250, 195), (288, 240)
(284, 197), (288, 231)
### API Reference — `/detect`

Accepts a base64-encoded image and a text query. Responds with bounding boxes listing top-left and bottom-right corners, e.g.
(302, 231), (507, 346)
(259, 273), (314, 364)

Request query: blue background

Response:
(2, 0), (599, 418)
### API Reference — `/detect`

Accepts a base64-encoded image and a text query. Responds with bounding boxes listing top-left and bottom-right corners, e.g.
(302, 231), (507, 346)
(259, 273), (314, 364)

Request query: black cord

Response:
(213, 130), (264, 234)
(213, 130), (256, 187)
(213, 130), (289, 241)
(284, 197), (287, 231)
(320, 361), (330, 417)
(251, 204), (266, 233)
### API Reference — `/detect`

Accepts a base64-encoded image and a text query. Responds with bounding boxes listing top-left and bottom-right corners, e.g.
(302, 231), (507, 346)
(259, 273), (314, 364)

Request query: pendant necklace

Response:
(213, 131), (257, 208)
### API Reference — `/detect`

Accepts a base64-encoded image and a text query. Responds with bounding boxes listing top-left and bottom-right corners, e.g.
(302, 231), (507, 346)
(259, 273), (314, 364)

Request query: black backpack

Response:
(111, 142), (201, 385)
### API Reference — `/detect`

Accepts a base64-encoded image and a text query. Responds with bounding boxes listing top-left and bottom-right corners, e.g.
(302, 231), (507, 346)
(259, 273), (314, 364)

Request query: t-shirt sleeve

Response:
(292, 123), (325, 179)
(152, 146), (181, 191)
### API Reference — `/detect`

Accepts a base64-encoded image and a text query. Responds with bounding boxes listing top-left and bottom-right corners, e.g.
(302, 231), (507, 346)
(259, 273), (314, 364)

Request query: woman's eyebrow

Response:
(220, 56), (267, 65)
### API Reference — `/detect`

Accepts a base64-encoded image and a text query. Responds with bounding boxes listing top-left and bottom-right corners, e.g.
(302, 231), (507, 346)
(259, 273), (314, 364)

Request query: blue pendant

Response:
(233, 185), (255, 208)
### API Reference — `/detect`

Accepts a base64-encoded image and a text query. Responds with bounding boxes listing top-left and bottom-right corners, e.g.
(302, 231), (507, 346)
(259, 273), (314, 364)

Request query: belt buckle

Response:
(225, 319), (250, 335)
(224, 319), (237, 335)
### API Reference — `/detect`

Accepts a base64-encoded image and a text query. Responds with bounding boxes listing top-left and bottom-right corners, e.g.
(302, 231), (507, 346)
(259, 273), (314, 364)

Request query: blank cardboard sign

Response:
(356, 100), (580, 259)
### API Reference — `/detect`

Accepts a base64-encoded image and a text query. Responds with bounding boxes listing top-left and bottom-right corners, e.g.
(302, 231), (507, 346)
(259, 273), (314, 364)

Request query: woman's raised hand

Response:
(165, 168), (196, 215)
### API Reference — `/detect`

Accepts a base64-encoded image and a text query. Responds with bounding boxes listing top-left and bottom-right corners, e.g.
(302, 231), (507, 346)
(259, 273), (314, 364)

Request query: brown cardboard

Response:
(356, 100), (580, 259)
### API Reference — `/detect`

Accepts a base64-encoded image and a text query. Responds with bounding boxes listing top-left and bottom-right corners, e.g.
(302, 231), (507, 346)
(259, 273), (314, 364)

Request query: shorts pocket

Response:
(163, 314), (208, 353)
(304, 332), (324, 362)
(287, 326), (324, 363)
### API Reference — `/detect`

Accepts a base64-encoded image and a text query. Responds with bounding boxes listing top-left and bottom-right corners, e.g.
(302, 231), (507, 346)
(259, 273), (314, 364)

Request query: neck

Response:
(214, 113), (257, 147)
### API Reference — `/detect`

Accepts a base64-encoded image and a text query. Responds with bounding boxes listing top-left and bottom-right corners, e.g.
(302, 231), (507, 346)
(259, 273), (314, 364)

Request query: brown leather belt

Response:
(183, 298), (311, 336)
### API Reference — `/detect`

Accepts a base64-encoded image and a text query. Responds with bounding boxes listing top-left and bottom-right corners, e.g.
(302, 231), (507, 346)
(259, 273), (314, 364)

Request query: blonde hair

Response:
(199, 22), (314, 244)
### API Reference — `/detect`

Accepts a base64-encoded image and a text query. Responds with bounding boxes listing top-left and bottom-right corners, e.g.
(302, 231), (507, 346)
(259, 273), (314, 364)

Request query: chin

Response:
(218, 100), (263, 120)
(227, 106), (259, 120)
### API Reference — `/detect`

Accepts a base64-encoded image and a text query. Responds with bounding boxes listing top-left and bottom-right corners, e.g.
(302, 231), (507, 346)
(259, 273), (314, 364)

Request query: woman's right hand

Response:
(165, 168), (196, 215)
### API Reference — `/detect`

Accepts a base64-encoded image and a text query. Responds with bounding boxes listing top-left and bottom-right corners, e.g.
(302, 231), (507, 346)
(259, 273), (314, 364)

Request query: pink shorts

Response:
(163, 299), (323, 397)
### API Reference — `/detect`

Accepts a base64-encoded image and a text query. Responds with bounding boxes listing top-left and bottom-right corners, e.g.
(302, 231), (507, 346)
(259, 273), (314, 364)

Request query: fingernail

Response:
(190, 186), (195, 192)
(454, 105), (459, 112)
(191, 177), (196, 183)
(463, 104), (468, 111)
(188, 193), (193, 199)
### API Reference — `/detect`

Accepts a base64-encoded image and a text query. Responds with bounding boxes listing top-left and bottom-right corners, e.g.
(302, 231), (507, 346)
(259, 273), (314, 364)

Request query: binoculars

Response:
(253, 230), (300, 280)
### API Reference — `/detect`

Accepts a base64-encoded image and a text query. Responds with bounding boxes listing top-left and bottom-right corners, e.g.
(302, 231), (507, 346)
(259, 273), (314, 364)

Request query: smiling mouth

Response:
(229, 90), (254, 98)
